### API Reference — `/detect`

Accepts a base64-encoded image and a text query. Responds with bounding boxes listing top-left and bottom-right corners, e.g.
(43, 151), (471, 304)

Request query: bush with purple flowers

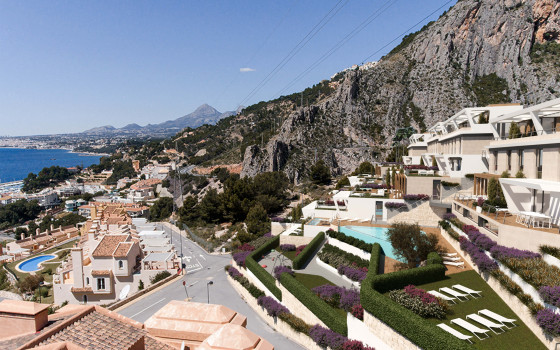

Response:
(403, 194), (430, 201)
(459, 237), (498, 273)
(536, 308), (560, 336)
(226, 266), (243, 279)
(442, 213), (456, 220)
(257, 296), (290, 317)
(309, 325), (348, 350)
(338, 265), (368, 282)
(539, 286), (560, 307)
(342, 340), (375, 350)
(351, 304), (364, 320)
(465, 229), (497, 251)
(489, 245), (541, 260)
(239, 243), (255, 252)
(279, 244), (296, 251)
(270, 216), (286, 223)
(311, 284), (361, 312)
(273, 265), (294, 279)
(384, 202), (408, 209)
(295, 244), (307, 257)
(233, 250), (251, 267)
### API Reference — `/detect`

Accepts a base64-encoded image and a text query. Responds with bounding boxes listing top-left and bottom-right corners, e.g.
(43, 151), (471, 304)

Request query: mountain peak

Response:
(192, 103), (219, 115)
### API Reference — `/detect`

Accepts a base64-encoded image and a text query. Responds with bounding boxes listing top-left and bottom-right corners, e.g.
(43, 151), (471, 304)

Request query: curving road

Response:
(117, 223), (304, 350)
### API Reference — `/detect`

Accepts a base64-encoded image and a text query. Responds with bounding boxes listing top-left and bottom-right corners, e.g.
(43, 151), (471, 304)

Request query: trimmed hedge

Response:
(246, 235), (282, 300)
(292, 232), (325, 269)
(326, 229), (373, 252)
(360, 251), (471, 350)
(279, 273), (347, 336)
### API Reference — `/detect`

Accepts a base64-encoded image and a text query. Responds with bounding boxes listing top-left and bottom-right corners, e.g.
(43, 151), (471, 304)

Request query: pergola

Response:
(490, 98), (560, 138)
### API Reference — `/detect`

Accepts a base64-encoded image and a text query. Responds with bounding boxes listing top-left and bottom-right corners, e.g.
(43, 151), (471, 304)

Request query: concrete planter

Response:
(476, 206), (483, 213)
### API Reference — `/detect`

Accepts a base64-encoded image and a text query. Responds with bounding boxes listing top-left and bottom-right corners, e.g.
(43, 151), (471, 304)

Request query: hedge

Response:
(279, 273), (347, 336)
(326, 229), (373, 252)
(292, 231), (325, 269)
(360, 251), (472, 350)
(426, 252), (443, 265)
(246, 235), (282, 300)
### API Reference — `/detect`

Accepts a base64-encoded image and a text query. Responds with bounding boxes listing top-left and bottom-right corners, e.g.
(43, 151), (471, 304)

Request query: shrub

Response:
(280, 273), (347, 335)
(246, 235), (282, 300)
(351, 304), (364, 320)
(295, 245), (307, 257)
(489, 245), (541, 260)
(292, 232), (325, 269)
(278, 312), (311, 333)
(318, 244), (369, 269)
(150, 270), (171, 284)
(17, 274), (44, 294)
(384, 202), (407, 209)
(309, 325), (348, 350)
(536, 308), (560, 336)
(499, 257), (560, 289)
(403, 194), (430, 201)
(442, 213), (456, 220)
(226, 266), (243, 279)
(138, 279), (144, 290)
(490, 270), (543, 315)
(342, 340), (375, 350)
(388, 289), (447, 319)
(386, 222), (442, 269)
(273, 265), (294, 279)
(338, 265), (368, 282)
(311, 284), (360, 312)
(539, 245), (560, 260)
(226, 266), (265, 299)
(441, 181), (459, 187)
(459, 238), (498, 273)
(233, 251), (251, 267)
(279, 244), (296, 251)
(464, 228), (497, 251)
(239, 243), (255, 251)
(327, 229), (373, 252)
(257, 296), (289, 317)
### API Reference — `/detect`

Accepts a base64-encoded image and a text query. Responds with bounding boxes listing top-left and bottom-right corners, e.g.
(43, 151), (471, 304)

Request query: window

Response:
(118, 261), (124, 269)
(493, 151), (498, 171)
(83, 295), (87, 304)
(507, 150), (511, 171)
(97, 278), (106, 290)
(519, 150), (524, 170)
(86, 277), (90, 285)
(537, 148), (543, 179)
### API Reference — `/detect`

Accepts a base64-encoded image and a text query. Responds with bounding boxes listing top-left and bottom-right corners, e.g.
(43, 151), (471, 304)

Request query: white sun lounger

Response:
(478, 309), (517, 328)
(451, 318), (490, 340)
(466, 314), (506, 334)
(428, 290), (456, 304)
(440, 287), (469, 301)
(444, 253), (457, 257)
(444, 261), (465, 268)
(443, 256), (461, 261)
(360, 218), (370, 222)
(453, 284), (482, 298)
(437, 324), (473, 344)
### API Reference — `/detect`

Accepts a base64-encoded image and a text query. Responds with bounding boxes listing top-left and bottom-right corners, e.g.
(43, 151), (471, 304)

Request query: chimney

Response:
(0, 300), (50, 339)
(36, 228), (40, 236)
(71, 248), (84, 289)
(21, 233), (25, 241)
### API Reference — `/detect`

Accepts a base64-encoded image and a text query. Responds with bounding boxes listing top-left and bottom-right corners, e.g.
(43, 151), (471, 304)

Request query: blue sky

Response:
(0, 0), (456, 136)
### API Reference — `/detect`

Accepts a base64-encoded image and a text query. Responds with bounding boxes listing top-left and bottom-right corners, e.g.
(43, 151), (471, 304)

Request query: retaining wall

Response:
(326, 237), (371, 260)
(279, 235), (314, 246)
(363, 310), (421, 350)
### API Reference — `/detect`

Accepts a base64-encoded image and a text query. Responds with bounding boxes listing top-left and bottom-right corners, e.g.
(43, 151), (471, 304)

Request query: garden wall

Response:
(271, 222), (300, 236)
(303, 225), (325, 238)
(276, 280), (328, 328)
(326, 237), (371, 260)
(347, 313), (392, 350)
(543, 254), (560, 269)
(362, 310), (421, 350)
(279, 235), (314, 246)
(315, 257), (359, 289)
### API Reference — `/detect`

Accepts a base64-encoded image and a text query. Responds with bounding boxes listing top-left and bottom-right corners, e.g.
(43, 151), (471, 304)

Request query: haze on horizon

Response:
(0, 0), (456, 136)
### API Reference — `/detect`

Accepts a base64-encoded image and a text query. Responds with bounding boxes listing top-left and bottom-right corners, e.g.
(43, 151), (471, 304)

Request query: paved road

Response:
(118, 224), (305, 350)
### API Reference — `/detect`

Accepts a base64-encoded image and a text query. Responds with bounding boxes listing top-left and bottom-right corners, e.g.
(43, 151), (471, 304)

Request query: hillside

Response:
(170, 0), (560, 183)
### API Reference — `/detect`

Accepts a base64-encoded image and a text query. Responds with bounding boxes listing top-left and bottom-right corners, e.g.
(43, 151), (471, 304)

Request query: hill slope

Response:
(172, 0), (560, 182)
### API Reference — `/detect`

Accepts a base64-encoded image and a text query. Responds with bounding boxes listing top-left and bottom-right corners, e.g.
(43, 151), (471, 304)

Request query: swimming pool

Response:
(339, 226), (404, 262)
(308, 218), (323, 225)
(17, 255), (56, 272)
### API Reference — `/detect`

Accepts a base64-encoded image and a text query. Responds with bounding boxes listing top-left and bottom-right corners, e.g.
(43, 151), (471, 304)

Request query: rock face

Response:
(238, 0), (560, 181)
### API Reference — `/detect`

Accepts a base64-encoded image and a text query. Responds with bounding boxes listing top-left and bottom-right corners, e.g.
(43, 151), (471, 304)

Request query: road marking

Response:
(188, 281), (199, 287)
(199, 254), (206, 261)
(129, 297), (166, 318)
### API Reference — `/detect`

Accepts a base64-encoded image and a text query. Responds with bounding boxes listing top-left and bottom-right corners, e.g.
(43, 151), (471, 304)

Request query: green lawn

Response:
(417, 270), (545, 350)
(276, 248), (297, 261)
(294, 272), (347, 319)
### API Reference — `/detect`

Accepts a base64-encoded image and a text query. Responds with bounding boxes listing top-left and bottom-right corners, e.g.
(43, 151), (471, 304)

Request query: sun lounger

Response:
(478, 309), (517, 328)
(443, 256), (461, 261)
(453, 284), (482, 298)
(437, 324), (473, 344)
(444, 261), (465, 268)
(466, 314), (506, 334)
(428, 290), (456, 304)
(444, 253), (457, 257)
(451, 318), (490, 340)
(440, 287), (469, 301)
(360, 218), (370, 222)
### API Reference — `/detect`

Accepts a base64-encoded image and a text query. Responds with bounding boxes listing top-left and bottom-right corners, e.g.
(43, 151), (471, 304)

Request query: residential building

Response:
(6, 225), (79, 257)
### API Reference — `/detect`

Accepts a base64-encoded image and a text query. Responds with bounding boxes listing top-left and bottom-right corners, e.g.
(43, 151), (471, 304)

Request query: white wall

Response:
(303, 197), (405, 223)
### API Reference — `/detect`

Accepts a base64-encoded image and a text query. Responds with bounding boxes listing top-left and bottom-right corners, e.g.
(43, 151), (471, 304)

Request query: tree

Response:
(246, 203), (270, 236)
(386, 222), (442, 269)
(335, 176), (350, 189)
(487, 177), (506, 207)
(17, 275), (44, 294)
(198, 189), (223, 223)
(508, 122), (521, 139)
(149, 197), (174, 221)
(385, 170), (391, 188)
(515, 170), (525, 178)
(310, 160), (331, 185)
(353, 162), (374, 175)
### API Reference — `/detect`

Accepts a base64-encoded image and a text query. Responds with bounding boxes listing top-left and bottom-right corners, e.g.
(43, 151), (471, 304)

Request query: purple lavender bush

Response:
(226, 266), (243, 279)
(536, 308), (560, 336)
(309, 325), (348, 350)
(273, 265), (294, 279)
(311, 284), (360, 312)
(279, 244), (296, 251)
(257, 296), (290, 317)
(403, 194), (430, 201)
(270, 216), (286, 223)
(338, 265), (368, 282)
(442, 213), (456, 220)
(233, 251), (251, 267)
(385, 202), (408, 209)
(489, 245), (541, 260)
(539, 286), (560, 308)
(459, 237), (498, 273)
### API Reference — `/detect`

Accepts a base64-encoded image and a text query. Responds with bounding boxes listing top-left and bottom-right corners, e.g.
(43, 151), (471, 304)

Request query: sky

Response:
(0, 0), (457, 136)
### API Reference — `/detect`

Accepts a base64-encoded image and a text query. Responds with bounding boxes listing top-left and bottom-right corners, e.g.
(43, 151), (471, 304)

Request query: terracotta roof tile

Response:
(91, 270), (111, 276)
(92, 235), (129, 257)
(113, 242), (134, 258)
(70, 287), (93, 293)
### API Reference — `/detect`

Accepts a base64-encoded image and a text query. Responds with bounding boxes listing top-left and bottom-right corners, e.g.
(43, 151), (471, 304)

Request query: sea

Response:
(0, 148), (102, 183)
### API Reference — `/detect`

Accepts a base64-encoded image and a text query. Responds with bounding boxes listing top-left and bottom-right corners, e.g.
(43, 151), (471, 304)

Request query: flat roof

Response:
(143, 252), (174, 262)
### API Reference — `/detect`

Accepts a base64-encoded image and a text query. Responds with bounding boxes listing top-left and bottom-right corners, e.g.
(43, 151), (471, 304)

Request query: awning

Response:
(500, 178), (560, 193)
(143, 252), (174, 262)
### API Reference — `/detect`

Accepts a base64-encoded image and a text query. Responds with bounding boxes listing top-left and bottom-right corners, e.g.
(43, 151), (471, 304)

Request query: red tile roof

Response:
(92, 235), (129, 257)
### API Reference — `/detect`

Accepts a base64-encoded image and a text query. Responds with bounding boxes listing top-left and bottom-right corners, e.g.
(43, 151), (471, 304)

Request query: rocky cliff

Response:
(178, 0), (560, 182)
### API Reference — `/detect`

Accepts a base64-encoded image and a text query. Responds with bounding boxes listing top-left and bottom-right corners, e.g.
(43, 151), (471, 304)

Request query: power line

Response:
(237, 0), (350, 108)
(276, 0), (398, 97)
(361, 0), (454, 63)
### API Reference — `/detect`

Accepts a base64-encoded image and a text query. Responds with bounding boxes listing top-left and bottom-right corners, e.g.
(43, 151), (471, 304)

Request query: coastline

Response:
(0, 146), (109, 157)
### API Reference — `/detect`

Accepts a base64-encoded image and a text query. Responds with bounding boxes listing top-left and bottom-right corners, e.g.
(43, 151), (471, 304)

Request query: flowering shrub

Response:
(273, 265), (294, 279)
(362, 183), (388, 189)
(317, 244), (369, 269)
(489, 245), (541, 260)
(384, 202), (407, 209)
(477, 197), (485, 207)
(536, 308), (560, 336)
(226, 266), (243, 279)
(388, 288), (447, 319)
(264, 232), (272, 237)
(309, 325), (348, 350)
(279, 244), (296, 251)
(442, 213), (456, 220)
(233, 251), (251, 267)
(539, 286), (560, 307)
(403, 285), (439, 304)
(459, 238), (498, 273)
(465, 229), (497, 251)
(351, 304), (364, 320)
(342, 340), (375, 350)
(311, 284), (360, 312)
(257, 296), (290, 317)
(338, 265), (368, 282)
(499, 257), (560, 289)
(295, 245), (307, 257)
(403, 194), (430, 201)
(225, 266), (265, 299)
(239, 243), (255, 252)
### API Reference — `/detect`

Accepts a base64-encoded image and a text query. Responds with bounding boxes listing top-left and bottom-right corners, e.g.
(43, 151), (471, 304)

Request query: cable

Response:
(361, 0), (454, 63)
(236, 0), (350, 108)
(275, 0), (398, 97)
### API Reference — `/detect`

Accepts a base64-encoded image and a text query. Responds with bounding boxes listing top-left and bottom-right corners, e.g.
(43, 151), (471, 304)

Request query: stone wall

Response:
(326, 237), (371, 260)
(347, 314), (391, 350)
(279, 235), (314, 246)
(271, 222), (300, 236)
(363, 310), (420, 350)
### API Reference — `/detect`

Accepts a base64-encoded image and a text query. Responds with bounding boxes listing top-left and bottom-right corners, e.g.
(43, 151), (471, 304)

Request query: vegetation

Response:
(149, 270), (171, 284)
(335, 176), (350, 189)
(352, 162), (375, 175)
(471, 73), (510, 106)
(17, 274), (45, 294)
(509, 122), (521, 139)
(317, 244), (369, 269)
(530, 41), (560, 65)
(27, 213), (86, 235)
(385, 223), (442, 268)
(149, 197), (174, 221)
(539, 245), (560, 260)
(245, 203), (270, 236)
(245, 235), (282, 300)
(487, 177), (506, 207)
(292, 232), (325, 269)
(309, 160), (331, 185)
(0, 200), (41, 230)
(326, 229), (373, 252)
(105, 160), (136, 185)
(23, 166), (71, 193)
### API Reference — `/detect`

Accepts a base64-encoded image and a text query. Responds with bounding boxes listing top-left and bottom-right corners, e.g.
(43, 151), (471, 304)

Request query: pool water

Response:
(18, 255), (56, 272)
(339, 226), (404, 262)
(308, 218), (323, 226)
